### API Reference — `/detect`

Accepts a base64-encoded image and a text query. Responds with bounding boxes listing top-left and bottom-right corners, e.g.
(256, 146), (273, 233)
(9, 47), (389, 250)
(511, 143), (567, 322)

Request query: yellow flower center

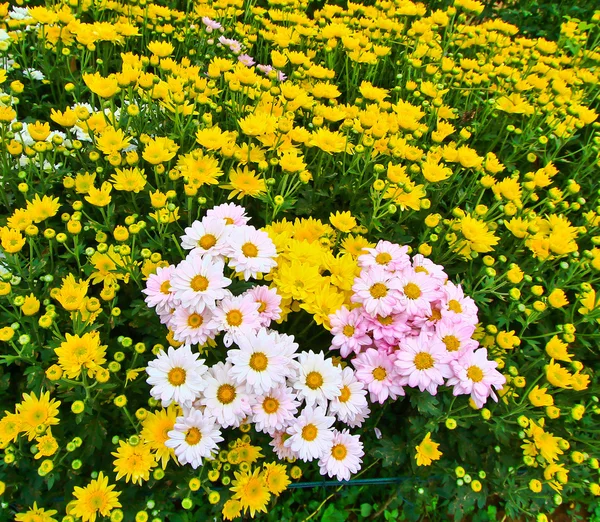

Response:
(187, 313), (203, 328)
(217, 384), (237, 404)
(414, 352), (434, 370)
(226, 310), (243, 327)
(242, 242), (258, 258)
(377, 315), (393, 325)
(375, 252), (392, 265)
(429, 308), (442, 322)
(190, 275), (209, 292)
(306, 371), (324, 390)
(339, 385), (351, 403)
(262, 397), (279, 414)
(467, 365), (484, 383)
(442, 335), (460, 352)
(372, 366), (387, 381)
(404, 282), (422, 300)
(160, 280), (171, 294)
(301, 423), (318, 442)
(342, 325), (355, 337)
(258, 301), (267, 313)
(167, 367), (186, 386)
(369, 283), (388, 299)
(249, 352), (268, 372)
(414, 266), (429, 274)
(448, 299), (463, 313)
(331, 443), (348, 461)
(198, 234), (217, 250)
(225, 217), (234, 225)
(185, 427), (202, 446)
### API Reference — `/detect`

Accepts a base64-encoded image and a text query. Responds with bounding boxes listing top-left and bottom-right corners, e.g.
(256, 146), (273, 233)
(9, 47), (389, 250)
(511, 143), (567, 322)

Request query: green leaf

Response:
(360, 504), (373, 517)
(321, 504), (346, 522)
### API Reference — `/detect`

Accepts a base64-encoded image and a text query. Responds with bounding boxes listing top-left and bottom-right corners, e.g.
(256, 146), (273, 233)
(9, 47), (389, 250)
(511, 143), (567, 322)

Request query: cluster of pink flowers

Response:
(143, 204), (365, 480)
(329, 240), (505, 409)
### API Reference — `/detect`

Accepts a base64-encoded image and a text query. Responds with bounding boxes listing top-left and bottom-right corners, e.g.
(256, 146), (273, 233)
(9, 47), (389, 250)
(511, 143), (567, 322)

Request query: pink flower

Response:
(329, 306), (372, 357)
(432, 318), (478, 360)
(395, 269), (441, 317)
(358, 240), (410, 273)
(252, 384), (300, 434)
(205, 202), (249, 226)
(447, 348), (506, 408)
(169, 306), (219, 346)
(351, 266), (403, 317)
(411, 254), (447, 284)
(352, 348), (404, 404)
(209, 294), (261, 347)
(395, 333), (452, 395)
(318, 429), (364, 481)
(202, 16), (222, 31)
(244, 285), (282, 327)
(143, 265), (176, 314)
(180, 217), (231, 259)
(440, 281), (478, 326)
(328, 367), (369, 425)
(363, 310), (410, 346)
(238, 54), (255, 67)
(225, 225), (277, 280)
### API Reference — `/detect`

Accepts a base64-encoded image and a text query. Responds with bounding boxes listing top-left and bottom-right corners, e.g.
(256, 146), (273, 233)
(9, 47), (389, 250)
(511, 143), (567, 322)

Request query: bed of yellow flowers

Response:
(0, 0), (599, 520)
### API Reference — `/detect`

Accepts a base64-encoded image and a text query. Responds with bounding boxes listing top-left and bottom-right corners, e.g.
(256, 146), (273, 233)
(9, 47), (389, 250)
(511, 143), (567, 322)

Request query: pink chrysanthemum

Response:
(352, 348), (404, 404)
(205, 202), (248, 226)
(440, 281), (479, 326)
(395, 333), (452, 395)
(209, 294), (261, 347)
(244, 285), (282, 327)
(411, 254), (447, 284)
(329, 306), (372, 358)
(180, 217), (231, 259)
(351, 266), (403, 317)
(358, 240), (411, 273)
(169, 306), (219, 346)
(143, 265), (176, 314)
(395, 269), (440, 317)
(225, 226), (278, 280)
(318, 429), (364, 481)
(432, 318), (478, 361)
(252, 384), (300, 434)
(363, 311), (410, 347)
(447, 348), (506, 408)
(270, 430), (295, 460)
(285, 406), (335, 462)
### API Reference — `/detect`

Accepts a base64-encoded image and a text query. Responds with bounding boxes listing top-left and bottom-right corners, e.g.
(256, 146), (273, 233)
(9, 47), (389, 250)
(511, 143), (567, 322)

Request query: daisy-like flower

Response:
(328, 367), (370, 425)
(447, 348), (506, 408)
(166, 409), (224, 469)
(180, 217), (231, 258)
(70, 472), (121, 522)
(146, 345), (208, 408)
(412, 254), (447, 284)
(358, 240), (411, 273)
(440, 281), (479, 326)
(395, 334), (452, 395)
(431, 318), (478, 360)
(318, 429), (364, 481)
(396, 269), (440, 317)
(293, 351), (343, 407)
(227, 328), (292, 394)
(169, 255), (231, 313)
(269, 430), (296, 460)
(351, 266), (403, 317)
(353, 348), (404, 404)
(142, 265), (175, 314)
(329, 306), (372, 357)
(364, 311), (410, 347)
(244, 285), (282, 327)
(201, 362), (253, 428)
(285, 406), (335, 462)
(252, 384), (300, 434)
(169, 306), (219, 346)
(209, 294), (261, 347)
(205, 202), (249, 226)
(225, 225), (278, 280)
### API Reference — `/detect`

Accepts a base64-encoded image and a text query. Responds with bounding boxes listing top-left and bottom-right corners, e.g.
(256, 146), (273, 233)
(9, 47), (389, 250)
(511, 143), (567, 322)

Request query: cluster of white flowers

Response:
(144, 204), (366, 480)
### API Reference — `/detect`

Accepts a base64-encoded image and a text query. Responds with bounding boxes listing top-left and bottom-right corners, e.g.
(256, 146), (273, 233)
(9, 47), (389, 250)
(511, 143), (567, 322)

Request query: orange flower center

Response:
(185, 427), (202, 445)
(342, 325), (355, 337)
(190, 275), (209, 292)
(375, 252), (392, 265)
(249, 352), (268, 372)
(301, 423), (318, 442)
(467, 365), (484, 382)
(217, 384), (237, 404)
(369, 283), (388, 298)
(442, 335), (460, 352)
(339, 385), (351, 402)
(306, 371), (324, 390)
(242, 242), (258, 257)
(167, 367), (186, 386)
(262, 397), (279, 414)
(198, 234), (217, 250)
(372, 366), (387, 381)
(187, 313), (203, 328)
(404, 282), (422, 300)
(414, 352), (434, 370)
(226, 309), (243, 327)
(160, 280), (171, 294)
(448, 299), (463, 313)
(331, 443), (348, 461)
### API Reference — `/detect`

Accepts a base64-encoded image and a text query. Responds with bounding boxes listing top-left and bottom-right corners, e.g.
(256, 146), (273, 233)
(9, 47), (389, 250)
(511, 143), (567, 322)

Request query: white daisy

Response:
(166, 409), (224, 469)
(328, 367), (370, 425)
(292, 351), (342, 408)
(201, 362), (254, 428)
(180, 217), (231, 258)
(146, 345), (208, 408)
(285, 406), (335, 462)
(209, 294), (261, 347)
(252, 384), (300, 434)
(205, 202), (249, 226)
(227, 328), (292, 394)
(169, 255), (231, 313)
(318, 429), (364, 481)
(225, 225), (278, 280)
(169, 306), (219, 346)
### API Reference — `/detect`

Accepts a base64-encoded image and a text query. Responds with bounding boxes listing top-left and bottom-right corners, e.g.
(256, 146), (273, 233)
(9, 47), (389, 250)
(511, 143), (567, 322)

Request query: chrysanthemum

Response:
(146, 345), (208, 408)
(269, 430), (295, 460)
(140, 405), (178, 469)
(166, 409), (224, 468)
(180, 217), (231, 258)
(329, 306), (372, 358)
(112, 441), (157, 485)
(396, 270), (440, 317)
(54, 331), (107, 379)
(328, 367), (370, 425)
(227, 328), (293, 394)
(14, 502), (58, 522)
(169, 305), (219, 346)
(411, 254), (447, 284)
(285, 406), (335, 462)
(230, 468), (271, 517)
(364, 311), (411, 347)
(209, 294), (261, 347)
(16, 391), (61, 441)
(353, 348), (404, 404)
(395, 334), (452, 395)
(447, 348), (506, 408)
(351, 266), (403, 317)
(244, 285), (282, 327)
(169, 255), (231, 313)
(225, 225), (278, 280)
(431, 318), (478, 360)
(440, 281), (478, 326)
(358, 240), (411, 273)
(201, 362), (253, 428)
(205, 202), (249, 226)
(415, 432), (442, 466)
(70, 472), (122, 522)
(262, 462), (291, 496)
(293, 351), (343, 407)
(252, 384), (300, 434)
(318, 429), (364, 481)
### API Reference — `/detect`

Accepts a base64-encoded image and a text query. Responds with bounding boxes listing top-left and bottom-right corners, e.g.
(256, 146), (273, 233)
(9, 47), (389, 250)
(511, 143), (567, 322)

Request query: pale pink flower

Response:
(447, 348), (506, 408)
(412, 254), (447, 284)
(143, 265), (176, 314)
(270, 430), (295, 460)
(440, 281), (479, 326)
(209, 294), (261, 347)
(202, 16), (222, 31)
(225, 225), (278, 280)
(252, 384), (300, 434)
(285, 406), (335, 462)
(329, 306), (372, 357)
(351, 266), (403, 317)
(363, 310), (410, 346)
(396, 269), (441, 317)
(319, 429), (364, 481)
(180, 217), (231, 259)
(238, 54), (255, 66)
(205, 202), (249, 226)
(358, 241), (410, 273)
(432, 318), (478, 360)
(244, 285), (282, 327)
(169, 306), (219, 346)
(293, 351), (343, 408)
(353, 348), (404, 404)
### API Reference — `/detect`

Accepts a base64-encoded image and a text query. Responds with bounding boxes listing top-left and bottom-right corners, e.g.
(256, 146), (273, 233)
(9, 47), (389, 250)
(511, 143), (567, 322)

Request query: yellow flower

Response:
(112, 441), (157, 485)
(140, 406), (178, 469)
(415, 432), (442, 466)
(74, 172), (96, 194)
(21, 293), (41, 316)
(85, 182), (113, 207)
(147, 40), (174, 57)
(451, 215), (499, 258)
(528, 385), (554, 407)
(110, 167), (146, 192)
(55, 274), (89, 311)
(546, 360), (573, 389)
(15, 502), (58, 522)
(55, 331), (107, 379)
(545, 336), (572, 362)
(28, 121), (51, 141)
(70, 472), (122, 522)
(309, 128), (348, 154)
(0, 227), (26, 253)
(548, 289), (569, 308)
(82, 72), (120, 98)
(221, 166), (266, 200)
(496, 93), (534, 115)
(262, 462), (290, 496)
(35, 429), (59, 459)
(142, 136), (179, 165)
(26, 194), (60, 223)
(329, 211), (357, 233)
(222, 499), (242, 521)
(230, 468), (271, 517)
(95, 127), (131, 155)
(16, 391), (61, 441)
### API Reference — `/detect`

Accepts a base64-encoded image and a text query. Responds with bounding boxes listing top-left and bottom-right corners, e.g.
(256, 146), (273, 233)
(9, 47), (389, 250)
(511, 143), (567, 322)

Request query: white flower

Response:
(285, 406), (335, 462)
(318, 429), (364, 481)
(208, 294), (261, 347)
(146, 345), (208, 408)
(293, 351), (342, 408)
(225, 225), (277, 280)
(328, 367), (370, 425)
(252, 384), (300, 434)
(169, 306), (219, 347)
(180, 217), (231, 259)
(166, 409), (224, 469)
